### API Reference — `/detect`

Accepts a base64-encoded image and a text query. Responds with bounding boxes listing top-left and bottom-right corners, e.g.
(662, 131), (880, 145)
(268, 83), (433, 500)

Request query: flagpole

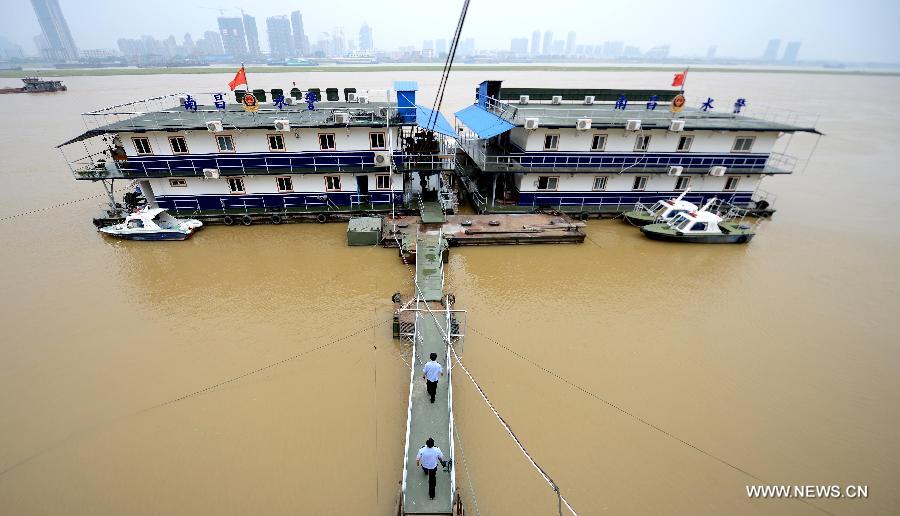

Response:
(681, 66), (689, 93)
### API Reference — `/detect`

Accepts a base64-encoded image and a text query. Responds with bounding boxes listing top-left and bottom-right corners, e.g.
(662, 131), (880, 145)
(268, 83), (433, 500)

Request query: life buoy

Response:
(738, 235), (749, 244)
(391, 292), (402, 304)
(316, 213), (328, 223)
(271, 214), (283, 224)
(241, 215), (252, 226)
(222, 215), (235, 226)
(579, 212), (590, 221)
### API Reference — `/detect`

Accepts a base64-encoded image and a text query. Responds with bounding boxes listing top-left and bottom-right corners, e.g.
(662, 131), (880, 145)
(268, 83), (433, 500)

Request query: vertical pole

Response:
(491, 174), (497, 208)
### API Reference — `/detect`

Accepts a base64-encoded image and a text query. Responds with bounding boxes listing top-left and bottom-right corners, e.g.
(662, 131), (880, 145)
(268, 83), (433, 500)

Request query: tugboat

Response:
(640, 199), (755, 244)
(622, 189), (699, 227)
(0, 77), (67, 94)
(99, 208), (202, 241)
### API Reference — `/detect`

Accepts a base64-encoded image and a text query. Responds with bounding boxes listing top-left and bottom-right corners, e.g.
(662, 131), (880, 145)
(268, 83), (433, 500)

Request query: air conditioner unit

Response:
(584, 95), (595, 105)
(519, 95), (529, 105)
(551, 95), (562, 105)
(524, 117), (539, 130)
(202, 168), (220, 179)
(669, 119), (685, 132)
(334, 112), (350, 124)
(206, 120), (223, 133)
(357, 94), (369, 103)
(283, 96), (294, 105)
(625, 119), (642, 131)
(347, 92), (358, 102)
(177, 95), (188, 106)
(709, 166), (727, 177)
(667, 166), (683, 176)
(274, 119), (290, 131)
(576, 118), (592, 131)
(373, 151), (392, 168)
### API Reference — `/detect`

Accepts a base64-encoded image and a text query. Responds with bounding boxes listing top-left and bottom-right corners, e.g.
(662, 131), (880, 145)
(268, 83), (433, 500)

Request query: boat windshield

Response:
(152, 213), (177, 229)
(650, 201), (665, 213)
(674, 216), (694, 231)
(126, 219), (144, 229)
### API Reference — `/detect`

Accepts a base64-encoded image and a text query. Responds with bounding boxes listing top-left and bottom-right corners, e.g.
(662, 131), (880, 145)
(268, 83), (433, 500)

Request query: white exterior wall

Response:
(516, 172), (763, 194)
(516, 127), (777, 154)
(149, 171), (402, 196)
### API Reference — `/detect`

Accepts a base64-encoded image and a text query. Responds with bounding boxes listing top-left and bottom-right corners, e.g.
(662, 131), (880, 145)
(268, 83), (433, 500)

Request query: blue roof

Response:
(454, 104), (515, 139)
(393, 81), (419, 91)
(415, 105), (456, 138)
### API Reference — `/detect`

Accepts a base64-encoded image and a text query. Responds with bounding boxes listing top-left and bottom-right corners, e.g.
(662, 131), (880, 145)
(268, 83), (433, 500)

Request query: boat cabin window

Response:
(724, 177), (740, 191)
(675, 176), (691, 191)
(319, 133), (336, 150)
(276, 176), (293, 192)
(632, 176), (648, 191)
(132, 137), (152, 155)
(590, 134), (607, 152)
(543, 134), (559, 151)
(168, 178), (187, 187)
(732, 136), (755, 153)
(674, 216), (692, 230)
(126, 219), (144, 229)
(375, 174), (391, 190)
(268, 134), (286, 151)
(650, 201), (665, 212)
(370, 132), (386, 149)
(228, 177), (245, 194)
(325, 175), (341, 191)
(536, 176), (558, 190)
(216, 135), (235, 152)
(691, 222), (708, 231)
(169, 136), (189, 154)
(592, 176), (608, 191)
(677, 135), (693, 152)
(634, 134), (651, 152)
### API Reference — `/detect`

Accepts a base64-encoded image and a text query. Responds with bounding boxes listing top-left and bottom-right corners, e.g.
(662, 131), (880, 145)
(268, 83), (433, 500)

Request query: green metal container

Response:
(347, 217), (383, 246)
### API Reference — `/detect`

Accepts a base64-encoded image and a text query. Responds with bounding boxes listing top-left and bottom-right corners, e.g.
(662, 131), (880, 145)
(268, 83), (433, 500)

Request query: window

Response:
(169, 136), (189, 154)
(276, 176), (293, 192)
(369, 132), (386, 149)
(168, 178), (187, 187)
(319, 133), (336, 150)
(132, 137), (152, 155)
(732, 136), (755, 153)
(543, 134), (559, 151)
(268, 134), (285, 151)
(325, 175), (341, 191)
(590, 134), (607, 151)
(632, 176), (649, 191)
(536, 176), (558, 190)
(674, 176), (691, 191)
(375, 174), (391, 190)
(227, 177), (245, 194)
(691, 222), (708, 231)
(724, 177), (740, 191)
(634, 134), (651, 152)
(677, 135), (693, 152)
(592, 176), (608, 191)
(216, 135), (235, 152)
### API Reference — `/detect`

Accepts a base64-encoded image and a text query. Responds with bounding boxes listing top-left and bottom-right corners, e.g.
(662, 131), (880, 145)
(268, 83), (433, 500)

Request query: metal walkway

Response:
(418, 197), (447, 224)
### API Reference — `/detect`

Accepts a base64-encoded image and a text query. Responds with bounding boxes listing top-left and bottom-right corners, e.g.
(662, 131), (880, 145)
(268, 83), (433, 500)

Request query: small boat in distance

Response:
(99, 208), (202, 241)
(640, 198), (756, 244)
(623, 189), (699, 227)
(0, 77), (67, 94)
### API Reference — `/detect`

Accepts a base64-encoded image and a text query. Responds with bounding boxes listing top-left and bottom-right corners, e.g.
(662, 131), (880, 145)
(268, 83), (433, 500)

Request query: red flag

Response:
(229, 66), (247, 91)
(671, 70), (687, 87)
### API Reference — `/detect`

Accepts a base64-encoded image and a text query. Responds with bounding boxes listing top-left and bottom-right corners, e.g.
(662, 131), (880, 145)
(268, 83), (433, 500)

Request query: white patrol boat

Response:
(622, 189), (699, 226)
(640, 198), (755, 244)
(99, 208), (202, 241)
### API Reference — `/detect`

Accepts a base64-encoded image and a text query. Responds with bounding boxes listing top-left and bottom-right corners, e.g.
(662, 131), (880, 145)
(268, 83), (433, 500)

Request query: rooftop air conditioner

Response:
(202, 168), (220, 179)
(373, 151), (392, 168)
(625, 119), (642, 131)
(283, 96), (294, 105)
(357, 94), (369, 103)
(584, 95), (595, 105)
(177, 95), (188, 106)
(519, 95), (529, 105)
(334, 112), (350, 124)
(576, 118), (592, 131)
(524, 117), (539, 130)
(709, 166), (727, 177)
(206, 120), (223, 133)
(551, 95), (562, 105)
(274, 119), (290, 132)
(347, 92), (358, 102)
(667, 166), (683, 176)
(669, 119), (685, 132)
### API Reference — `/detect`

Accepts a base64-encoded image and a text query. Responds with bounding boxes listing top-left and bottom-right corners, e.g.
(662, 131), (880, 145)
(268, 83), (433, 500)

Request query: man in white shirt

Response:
(416, 438), (445, 499)
(422, 352), (444, 404)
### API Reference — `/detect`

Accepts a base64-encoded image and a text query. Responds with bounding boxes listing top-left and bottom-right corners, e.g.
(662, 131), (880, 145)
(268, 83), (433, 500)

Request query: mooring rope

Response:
(0, 186), (131, 223)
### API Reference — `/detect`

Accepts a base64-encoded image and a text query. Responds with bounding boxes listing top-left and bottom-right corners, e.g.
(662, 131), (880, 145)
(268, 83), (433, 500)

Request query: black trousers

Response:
(426, 380), (438, 402)
(422, 466), (437, 498)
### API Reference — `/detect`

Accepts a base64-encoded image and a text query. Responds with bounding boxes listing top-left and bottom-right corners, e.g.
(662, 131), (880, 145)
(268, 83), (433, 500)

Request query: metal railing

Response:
(469, 192), (755, 213)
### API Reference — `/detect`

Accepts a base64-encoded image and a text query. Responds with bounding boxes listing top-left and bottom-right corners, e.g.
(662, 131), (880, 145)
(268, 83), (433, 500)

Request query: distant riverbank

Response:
(2, 64), (899, 78)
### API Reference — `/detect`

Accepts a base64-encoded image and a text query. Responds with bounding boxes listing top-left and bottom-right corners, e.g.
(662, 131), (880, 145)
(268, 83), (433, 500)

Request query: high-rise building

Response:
(332, 28), (346, 57)
(197, 31), (224, 56)
(530, 30), (540, 55)
(29, 0), (78, 61)
(706, 45), (717, 60)
(243, 14), (260, 56)
(565, 31), (576, 55)
(459, 38), (475, 57)
(782, 41), (801, 63)
(510, 38), (528, 55)
(435, 39), (447, 56)
(542, 30), (553, 55)
(423, 40), (434, 51)
(218, 17), (248, 57)
(0, 36), (25, 60)
(602, 40), (624, 58)
(291, 11), (309, 56)
(359, 23), (373, 51)
(762, 39), (780, 61)
(266, 15), (294, 58)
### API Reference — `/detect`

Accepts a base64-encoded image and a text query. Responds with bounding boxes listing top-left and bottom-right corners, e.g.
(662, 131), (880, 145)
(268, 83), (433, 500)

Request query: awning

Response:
(454, 104), (515, 139)
(415, 104), (456, 138)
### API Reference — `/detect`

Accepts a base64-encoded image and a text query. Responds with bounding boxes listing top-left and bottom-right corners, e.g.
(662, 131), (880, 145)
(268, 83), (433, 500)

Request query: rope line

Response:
(453, 422), (481, 516)
(0, 186), (130, 223)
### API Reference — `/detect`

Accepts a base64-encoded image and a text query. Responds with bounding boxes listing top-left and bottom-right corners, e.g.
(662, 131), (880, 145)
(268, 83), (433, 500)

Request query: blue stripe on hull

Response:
(103, 232), (190, 241)
(517, 191), (754, 206)
(125, 151), (404, 175)
(156, 191), (404, 212)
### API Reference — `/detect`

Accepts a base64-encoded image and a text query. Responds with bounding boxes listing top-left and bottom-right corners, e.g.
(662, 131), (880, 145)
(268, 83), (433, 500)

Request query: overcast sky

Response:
(3, 0), (899, 62)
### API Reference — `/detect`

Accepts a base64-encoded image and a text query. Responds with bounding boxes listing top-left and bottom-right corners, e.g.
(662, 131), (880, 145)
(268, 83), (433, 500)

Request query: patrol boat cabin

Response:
(58, 82), (456, 226)
(454, 80), (820, 217)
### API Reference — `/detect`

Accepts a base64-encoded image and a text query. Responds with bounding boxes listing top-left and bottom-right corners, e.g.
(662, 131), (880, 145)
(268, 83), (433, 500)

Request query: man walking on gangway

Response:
(416, 438), (445, 500)
(422, 352), (444, 403)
